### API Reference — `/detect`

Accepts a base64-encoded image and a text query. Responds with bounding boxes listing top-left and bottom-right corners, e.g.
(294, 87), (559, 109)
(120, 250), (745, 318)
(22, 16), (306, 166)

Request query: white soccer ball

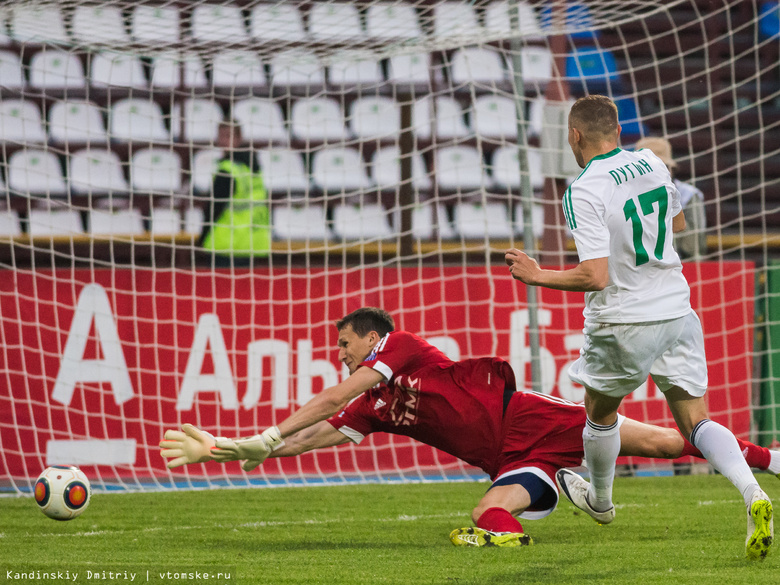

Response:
(34, 466), (91, 521)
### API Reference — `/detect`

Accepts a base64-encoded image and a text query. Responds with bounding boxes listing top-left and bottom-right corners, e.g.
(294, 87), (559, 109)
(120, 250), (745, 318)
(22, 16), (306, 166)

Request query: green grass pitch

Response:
(1, 474), (778, 585)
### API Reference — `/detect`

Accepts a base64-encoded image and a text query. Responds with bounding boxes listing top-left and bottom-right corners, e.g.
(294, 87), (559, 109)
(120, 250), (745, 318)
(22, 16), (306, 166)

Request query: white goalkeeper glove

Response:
(159, 424), (216, 469)
(211, 426), (285, 472)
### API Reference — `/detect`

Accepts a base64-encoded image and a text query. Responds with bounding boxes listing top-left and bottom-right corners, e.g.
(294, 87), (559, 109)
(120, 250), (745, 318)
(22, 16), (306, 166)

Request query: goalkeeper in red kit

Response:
(160, 307), (780, 547)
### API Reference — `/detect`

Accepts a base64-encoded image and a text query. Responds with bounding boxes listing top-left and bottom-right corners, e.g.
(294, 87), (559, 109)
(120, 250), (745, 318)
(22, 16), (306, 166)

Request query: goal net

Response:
(1, 0), (777, 494)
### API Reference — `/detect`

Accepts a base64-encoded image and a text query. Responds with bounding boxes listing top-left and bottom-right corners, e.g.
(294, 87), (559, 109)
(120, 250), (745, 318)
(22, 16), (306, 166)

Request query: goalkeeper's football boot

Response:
(449, 527), (532, 547)
(746, 489), (773, 561)
(555, 468), (615, 525)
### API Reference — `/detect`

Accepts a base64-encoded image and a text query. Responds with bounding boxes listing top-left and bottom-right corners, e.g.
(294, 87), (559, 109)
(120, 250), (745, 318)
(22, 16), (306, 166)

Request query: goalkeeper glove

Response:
(211, 426), (285, 471)
(159, 424), (216, 469)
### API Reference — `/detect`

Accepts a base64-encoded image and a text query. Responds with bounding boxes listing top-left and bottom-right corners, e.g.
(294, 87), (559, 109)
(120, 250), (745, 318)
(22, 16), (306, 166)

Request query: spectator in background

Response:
(635, 137), (707, 260)
(200, 121), (270, 260)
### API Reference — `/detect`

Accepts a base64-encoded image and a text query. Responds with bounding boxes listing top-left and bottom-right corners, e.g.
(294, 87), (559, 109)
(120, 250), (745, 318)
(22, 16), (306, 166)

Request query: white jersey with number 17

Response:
(563, 147), (691, 323)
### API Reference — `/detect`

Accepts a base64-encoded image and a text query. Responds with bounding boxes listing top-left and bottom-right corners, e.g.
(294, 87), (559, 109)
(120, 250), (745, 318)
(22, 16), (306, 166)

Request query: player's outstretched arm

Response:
(270, 421), (352, 458)
(505, 249), (609, 292)
(159, 424), (217, 468)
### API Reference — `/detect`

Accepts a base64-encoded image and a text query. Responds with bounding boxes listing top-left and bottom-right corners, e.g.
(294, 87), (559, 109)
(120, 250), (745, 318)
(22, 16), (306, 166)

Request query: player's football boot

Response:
(555, 468), (615, 525)
(449, 527), (532, 547)
(746, 489), (774, 560)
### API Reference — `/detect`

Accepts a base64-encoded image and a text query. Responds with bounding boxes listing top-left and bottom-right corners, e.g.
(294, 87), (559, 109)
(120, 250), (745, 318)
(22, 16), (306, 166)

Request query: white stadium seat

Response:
(48, 100), (107, 144)
(454, 202), (514, 239)
(0, 210), (21, 237)
(183, 206), (204, 235)
(516, 47), (553, 85)
(311, 147), (371, 192)
(173, 99), (224, 143)
(290, 97), (348, 141)
(387, 53), (432, 85)
(366, 3), (422, 40)
(514, 203), (546, 239)
(90, 52), (147, 88)
(150, 51), (207, 89)
(272, 205), (331, 241)
(433, 1), (481, 39)
(485, 1), (543, 39)
(0, 100), (47, 143)
(132, 5), (180, 42)
(89, 208), (145, 236)
(110, 99), (169, 143)
(212, 50), (266, 88)
(472, 95), (518, 140)
(69, 149), (128, 195)
(371, 146), (431, 191)
(0, 51), (25, 89)
(258, 149), (310, 194)
(8, 150), (67, 196)
(349, 97), (400, 140)
(332, 203), (394, 240)
(249, 4), (306, 42)
(72, 5), (129, 44)
(189, 149), (222, 194)
(450, 48), (506, 85)
(308, 3), (365, 42)
(150, 208), (182, 236)
(435, 146), (488, 191)
(27, 209), (83, 236)
(191, 4), (248, 43)
(270, 50), (325, 87)
(11, 3), (68, 44)
(413, 96), (470, 139)
(131, 149), (182, 193)
(407, 202), (455, 240)
(491, 146), (544, 190)
(329, 51), (383, 87)
(233, 98), (288, 144)
(29, 51), (86, 89)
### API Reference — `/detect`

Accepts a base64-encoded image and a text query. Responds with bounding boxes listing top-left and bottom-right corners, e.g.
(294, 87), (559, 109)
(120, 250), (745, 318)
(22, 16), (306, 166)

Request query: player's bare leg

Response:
(666, 387), (773, 560)
(450, 482), (534, 547)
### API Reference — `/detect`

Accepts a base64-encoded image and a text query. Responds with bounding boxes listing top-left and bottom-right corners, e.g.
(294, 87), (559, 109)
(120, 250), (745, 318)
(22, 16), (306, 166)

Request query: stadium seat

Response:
(150, 51), (207, 89)
(450, 48), (506, 86)
(191, 4), (249, 43)
(27, 209), (83, 236)
(349, 97), (400, 140)
(387, 53), (433, 85)
(130, 149), (182, 193)
(413, 96), (470, 139)
(90, 52), (147, 89)
(272, 205), (332, 241)
(453, 202), (514, 239)
(10, 4), (68, 44)
(69, 149), (128, 195)
(0, 209), (21, 237)
(29, 51), (86, 89)
(269, 50), (325, 87)
(614, 95), (647, 139)
(71, 5), (129, 44)
(408, 201), (456, 240)
(257, 148), (310, 195)
(528, 97), (544, 137)
(0, 51), (25, 89)
(183, 206), (204, 235)
(132, 5), (180, 42)
(212, 50), (266, 89)
(48, 100), (107, 145)
(149, 208), (182, 236)
(371, 146), (431, 191)
(308, 3), (365, 42)
(233, 98), (288, 144)
(331, 203), (394, 240)
(566, 48), (621, 95)
(329, 51), (383, 87)
(513, 203), (545, 238)
(366, 2), (422, 40)
(173, 99), (224, 143)
(435, 146), (488, 191)
(539, 1), (599, 40)
(433, 1), (481, 39)
(7, 150), (67, 196)
(189, 148), (222, 194)
(514, 47), (553, 86)
(759, 2), (780, 39)
(249, 4), (306, 42)
(491, 145), (544, 191)
(88, 208), (145, 237)
(0, 100), (47, 143)
(484, 1), (542, 38)
(311, 147), (371, 192)
(110, 99), (169, 143)
(290, 97), (348, 141)
(472, 95), (518, 140)
(0, 11), (11, 46)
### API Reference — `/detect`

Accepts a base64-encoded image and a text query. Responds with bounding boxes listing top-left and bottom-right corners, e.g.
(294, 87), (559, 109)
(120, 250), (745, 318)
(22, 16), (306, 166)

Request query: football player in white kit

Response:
(505, 94), (773, 560)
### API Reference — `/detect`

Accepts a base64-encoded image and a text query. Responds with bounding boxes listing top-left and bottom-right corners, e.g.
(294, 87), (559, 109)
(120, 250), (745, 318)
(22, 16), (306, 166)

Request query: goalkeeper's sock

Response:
(583, 417), (620, 512)
(477, 507), (524, 534)
(690, 419), (760, 506)
(681, 436), (771, 470)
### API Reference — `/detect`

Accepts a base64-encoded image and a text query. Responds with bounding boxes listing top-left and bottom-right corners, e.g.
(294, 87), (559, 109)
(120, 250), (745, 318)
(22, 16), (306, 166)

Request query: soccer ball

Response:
(34, 466), (91, 521)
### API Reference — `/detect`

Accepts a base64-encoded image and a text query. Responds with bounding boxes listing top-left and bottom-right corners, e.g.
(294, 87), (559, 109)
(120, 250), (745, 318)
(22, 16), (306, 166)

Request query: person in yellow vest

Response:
(201, 121), (270, 259)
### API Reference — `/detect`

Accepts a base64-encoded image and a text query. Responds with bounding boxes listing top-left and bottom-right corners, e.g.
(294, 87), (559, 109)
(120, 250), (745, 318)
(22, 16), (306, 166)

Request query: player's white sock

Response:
(583, 417), (621, 512)
(768, 450), (780, 475)
(690, 419), (761, 506)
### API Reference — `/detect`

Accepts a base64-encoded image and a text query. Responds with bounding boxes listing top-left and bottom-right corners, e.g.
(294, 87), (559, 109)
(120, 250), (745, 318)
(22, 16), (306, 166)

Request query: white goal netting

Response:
(1, 0), (778, 494)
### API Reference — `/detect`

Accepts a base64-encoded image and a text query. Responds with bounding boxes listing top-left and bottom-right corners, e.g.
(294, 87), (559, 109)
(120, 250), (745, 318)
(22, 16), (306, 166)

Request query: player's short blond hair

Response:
(569, 95), (619, 144)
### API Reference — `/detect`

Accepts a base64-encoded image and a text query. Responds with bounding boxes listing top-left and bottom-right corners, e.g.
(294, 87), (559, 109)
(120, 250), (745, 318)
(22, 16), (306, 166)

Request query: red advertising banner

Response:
(0, 263), (754, 484)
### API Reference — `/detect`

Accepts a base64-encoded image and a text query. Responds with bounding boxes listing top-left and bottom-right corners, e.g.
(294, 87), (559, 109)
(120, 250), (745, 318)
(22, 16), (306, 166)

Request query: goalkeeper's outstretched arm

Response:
(270, 421), (352, 457)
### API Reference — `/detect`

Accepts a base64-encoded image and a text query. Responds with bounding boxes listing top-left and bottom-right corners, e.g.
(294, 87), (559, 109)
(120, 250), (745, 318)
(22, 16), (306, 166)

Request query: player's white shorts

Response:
(568, 310), (708, 398)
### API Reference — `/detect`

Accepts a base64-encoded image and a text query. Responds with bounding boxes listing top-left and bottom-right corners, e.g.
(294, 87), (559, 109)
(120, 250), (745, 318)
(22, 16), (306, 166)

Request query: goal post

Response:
(0, 0), (778, 494)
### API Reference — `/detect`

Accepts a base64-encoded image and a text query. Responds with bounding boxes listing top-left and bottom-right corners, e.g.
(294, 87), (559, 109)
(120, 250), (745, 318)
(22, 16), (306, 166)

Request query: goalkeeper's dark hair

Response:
(336, 307), (395, 338)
